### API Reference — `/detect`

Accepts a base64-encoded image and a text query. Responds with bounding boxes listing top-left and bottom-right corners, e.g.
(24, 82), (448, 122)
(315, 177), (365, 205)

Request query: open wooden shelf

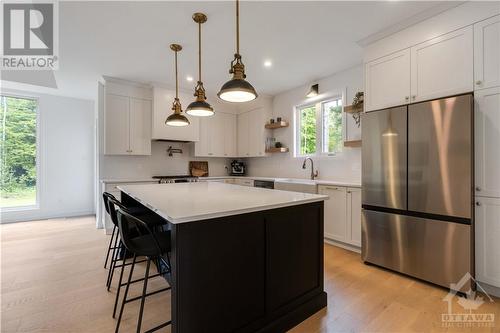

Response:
(344, 104), (363, 114)
(265, 147), (289, 153)
(344, 140), (362, 148)
(265, 121), (289, 129)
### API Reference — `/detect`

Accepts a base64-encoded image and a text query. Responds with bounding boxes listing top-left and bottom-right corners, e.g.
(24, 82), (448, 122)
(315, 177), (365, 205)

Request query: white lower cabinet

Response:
(475, 196), (500, 288)
(318, 185), (361, 248)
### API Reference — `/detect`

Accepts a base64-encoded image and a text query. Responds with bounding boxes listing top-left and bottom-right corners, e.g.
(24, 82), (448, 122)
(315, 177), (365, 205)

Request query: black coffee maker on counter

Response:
(230, 160), (246, 176)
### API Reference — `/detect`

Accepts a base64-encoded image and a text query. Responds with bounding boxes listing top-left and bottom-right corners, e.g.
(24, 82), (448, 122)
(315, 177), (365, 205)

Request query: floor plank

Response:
(1, 216), (499, 332)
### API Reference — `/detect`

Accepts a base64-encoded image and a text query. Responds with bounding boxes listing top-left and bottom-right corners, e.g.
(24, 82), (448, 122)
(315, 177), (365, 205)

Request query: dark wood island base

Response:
(122, 193), (327, 333)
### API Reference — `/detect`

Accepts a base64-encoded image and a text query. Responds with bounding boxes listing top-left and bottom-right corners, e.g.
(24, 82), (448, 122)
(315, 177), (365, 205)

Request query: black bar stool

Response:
(102, 192), (118, 269)
(115, 209), (172, 333)
(104, 193), (167, 291)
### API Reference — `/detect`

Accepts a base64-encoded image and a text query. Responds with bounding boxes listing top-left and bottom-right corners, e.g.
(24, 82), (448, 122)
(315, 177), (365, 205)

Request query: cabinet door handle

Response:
(412, 95), (416, 100)
(475, 186), (481, 192)
(476, 201), (481, 206)
(476, 80), (482, 86)
(325, 187), (339, 190)
(405, 96), (409, 101)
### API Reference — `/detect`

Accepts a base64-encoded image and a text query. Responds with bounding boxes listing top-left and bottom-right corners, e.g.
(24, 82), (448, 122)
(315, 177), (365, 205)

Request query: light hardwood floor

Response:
(1, 216), (499, 333)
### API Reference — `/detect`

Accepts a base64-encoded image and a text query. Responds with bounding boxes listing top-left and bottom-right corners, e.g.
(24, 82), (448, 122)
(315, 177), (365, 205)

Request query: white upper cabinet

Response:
(475, 87), (500, 198)
(195, 112), (237, 157)
(237, 111), (250, 157)
(365, 49), (411, 112)
(129, 98), (152, 155)
(152, 86), (199, 142)
(104, 79), (152, 156)
(237, 108), (270, 157)
(474, 15), (500, 90)
(105, 94), (130, 155)
(475, 196), (500, 287)
(410, 26), (473, 102)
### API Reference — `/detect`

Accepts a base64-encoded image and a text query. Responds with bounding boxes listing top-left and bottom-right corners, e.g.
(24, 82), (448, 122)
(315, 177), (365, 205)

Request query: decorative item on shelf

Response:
(217, 0), (257, 103)
(306, 84), (319, 98)
(167, 146), (183, 157)
(275, 142), (282, 148)
(186, 13), (214, 117)
(344, 91), (363, 128)
(189, 161), (209, 177)
(166, 44), (190, 127)
(266, 137), (276, 151)
(265, 119), (289, 129)
(270, 118), (275, 124)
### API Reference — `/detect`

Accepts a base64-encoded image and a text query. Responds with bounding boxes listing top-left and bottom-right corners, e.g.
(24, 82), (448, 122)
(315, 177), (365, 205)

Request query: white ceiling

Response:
(2, 1), (462, 100)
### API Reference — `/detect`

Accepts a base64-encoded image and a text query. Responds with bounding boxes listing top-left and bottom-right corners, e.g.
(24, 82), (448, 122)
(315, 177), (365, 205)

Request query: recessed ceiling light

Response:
(264, 60), (272, 68)
(186, 76), (194, 82)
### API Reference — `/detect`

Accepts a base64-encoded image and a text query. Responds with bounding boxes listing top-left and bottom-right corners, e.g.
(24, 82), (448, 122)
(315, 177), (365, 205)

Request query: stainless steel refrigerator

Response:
(361, 94), (474, 291)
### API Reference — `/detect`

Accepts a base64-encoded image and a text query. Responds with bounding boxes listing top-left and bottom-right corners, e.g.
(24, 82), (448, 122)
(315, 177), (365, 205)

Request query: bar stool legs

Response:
(115, 254), (137, 333)
(104, 225), (117, 269)
(137, 258), (151, 333)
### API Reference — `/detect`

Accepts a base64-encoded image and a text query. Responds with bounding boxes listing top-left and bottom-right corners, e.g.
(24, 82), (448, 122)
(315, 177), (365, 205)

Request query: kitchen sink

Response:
(274, 178), (317, 194)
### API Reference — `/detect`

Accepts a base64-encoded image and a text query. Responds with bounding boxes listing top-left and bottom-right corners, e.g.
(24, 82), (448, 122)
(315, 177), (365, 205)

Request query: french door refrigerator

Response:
(361, 94), (474, 291)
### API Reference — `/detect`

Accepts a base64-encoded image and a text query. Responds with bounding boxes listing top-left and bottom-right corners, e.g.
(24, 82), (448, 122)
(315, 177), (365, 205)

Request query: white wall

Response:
(1, 87), (95, 223)
(245, 65), (363, 183)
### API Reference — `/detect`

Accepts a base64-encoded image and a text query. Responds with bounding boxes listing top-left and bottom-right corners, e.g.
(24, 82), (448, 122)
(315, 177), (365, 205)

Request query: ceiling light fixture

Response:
(306, 84), (319, 98)
(186, 13), (214, 117)
(166, 44), (190, 127)
(186, 76), (194, 82)
(217, 0), (257, 103)
(264, 60), (272, 68)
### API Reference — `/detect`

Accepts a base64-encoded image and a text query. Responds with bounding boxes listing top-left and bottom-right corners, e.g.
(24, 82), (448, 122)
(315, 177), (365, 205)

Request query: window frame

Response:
(0, 93), (41, 212)
(294, 95), (345, 158)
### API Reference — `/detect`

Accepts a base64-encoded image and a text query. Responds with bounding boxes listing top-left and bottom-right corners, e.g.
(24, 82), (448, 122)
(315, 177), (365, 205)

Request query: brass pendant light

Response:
(166, 44), (190, 127)
(186, 13), (214, 117)
(217, 0), (257, 103)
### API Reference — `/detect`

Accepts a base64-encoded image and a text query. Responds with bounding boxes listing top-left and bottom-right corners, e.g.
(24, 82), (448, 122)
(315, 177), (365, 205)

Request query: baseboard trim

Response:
(478, 281), (500, 298)
(324, 238), (361, 253)
(0, 211), (96, 224)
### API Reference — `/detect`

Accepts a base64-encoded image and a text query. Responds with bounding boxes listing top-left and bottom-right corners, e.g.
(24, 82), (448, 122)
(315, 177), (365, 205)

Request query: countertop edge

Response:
(117, 185), (328, 224)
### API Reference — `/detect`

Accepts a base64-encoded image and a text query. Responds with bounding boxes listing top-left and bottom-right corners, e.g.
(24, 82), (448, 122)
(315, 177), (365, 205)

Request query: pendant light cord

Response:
(198, 21), (202, 82)
(236, 0), (240, 55)
(175, 50), (179, 99)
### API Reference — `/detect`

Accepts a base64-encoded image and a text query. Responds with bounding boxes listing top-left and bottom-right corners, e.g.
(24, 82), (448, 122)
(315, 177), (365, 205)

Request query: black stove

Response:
(153, 175), (199, 184)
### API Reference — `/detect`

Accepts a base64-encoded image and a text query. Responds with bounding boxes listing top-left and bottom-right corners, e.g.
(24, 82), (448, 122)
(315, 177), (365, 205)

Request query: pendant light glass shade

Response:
(186, 13), (214, 117)
(166, 44), (190, 127)
(218, 0), (257, 103)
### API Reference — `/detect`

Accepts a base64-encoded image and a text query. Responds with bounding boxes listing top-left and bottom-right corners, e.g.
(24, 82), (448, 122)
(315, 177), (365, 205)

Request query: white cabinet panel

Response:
(365, 49), (411, 112)
(152, 86), (199, 141)
(474, 15), (500, 90)
(105, 94), (130, 155)
(347, 187), (362, 246)
(209, 113), (225, 157)
(237, 112), (250, 157)
(222, 113), (237, 157)
(410, 26), (473, 102)
(475, 87), (500, 198)
(475, 197), (500, 287)
(319, 185), (347, 242)
(129, 98), (152, 155)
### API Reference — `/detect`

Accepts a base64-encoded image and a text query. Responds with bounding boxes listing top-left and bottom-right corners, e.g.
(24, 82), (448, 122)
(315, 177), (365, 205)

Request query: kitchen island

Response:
(118, 182), (328, 333)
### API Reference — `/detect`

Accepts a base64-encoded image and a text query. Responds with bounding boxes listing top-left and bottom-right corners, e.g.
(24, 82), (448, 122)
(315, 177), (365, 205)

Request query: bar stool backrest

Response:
(102, 192), (116, 215)
(117, 209), (164, 256)
(107, 196), (128, 228)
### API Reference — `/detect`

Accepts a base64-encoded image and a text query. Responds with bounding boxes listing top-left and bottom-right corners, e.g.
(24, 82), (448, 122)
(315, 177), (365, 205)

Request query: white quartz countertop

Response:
(118, 182), (328, 224)
(202, 176), (361, 188)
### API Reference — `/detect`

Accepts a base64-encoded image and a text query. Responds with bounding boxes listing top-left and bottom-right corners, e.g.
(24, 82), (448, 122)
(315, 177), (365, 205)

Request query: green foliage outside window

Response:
(322, 100), (343, 154)
(297, 98), (343, 156)
(0, 96), (37, 207)
(299, 105), (317, 155)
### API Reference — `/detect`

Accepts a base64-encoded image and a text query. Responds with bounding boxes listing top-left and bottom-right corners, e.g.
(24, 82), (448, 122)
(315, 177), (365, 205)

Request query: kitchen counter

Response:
(100, 178), (156, 183)
(118, 182), (328, 332)
(118, 182), (327, 224)
(202, 176), (361, 188)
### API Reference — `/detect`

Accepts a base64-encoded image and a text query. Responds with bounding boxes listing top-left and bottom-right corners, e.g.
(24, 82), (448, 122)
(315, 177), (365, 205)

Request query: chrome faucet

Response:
(302, 157), (319, 180)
